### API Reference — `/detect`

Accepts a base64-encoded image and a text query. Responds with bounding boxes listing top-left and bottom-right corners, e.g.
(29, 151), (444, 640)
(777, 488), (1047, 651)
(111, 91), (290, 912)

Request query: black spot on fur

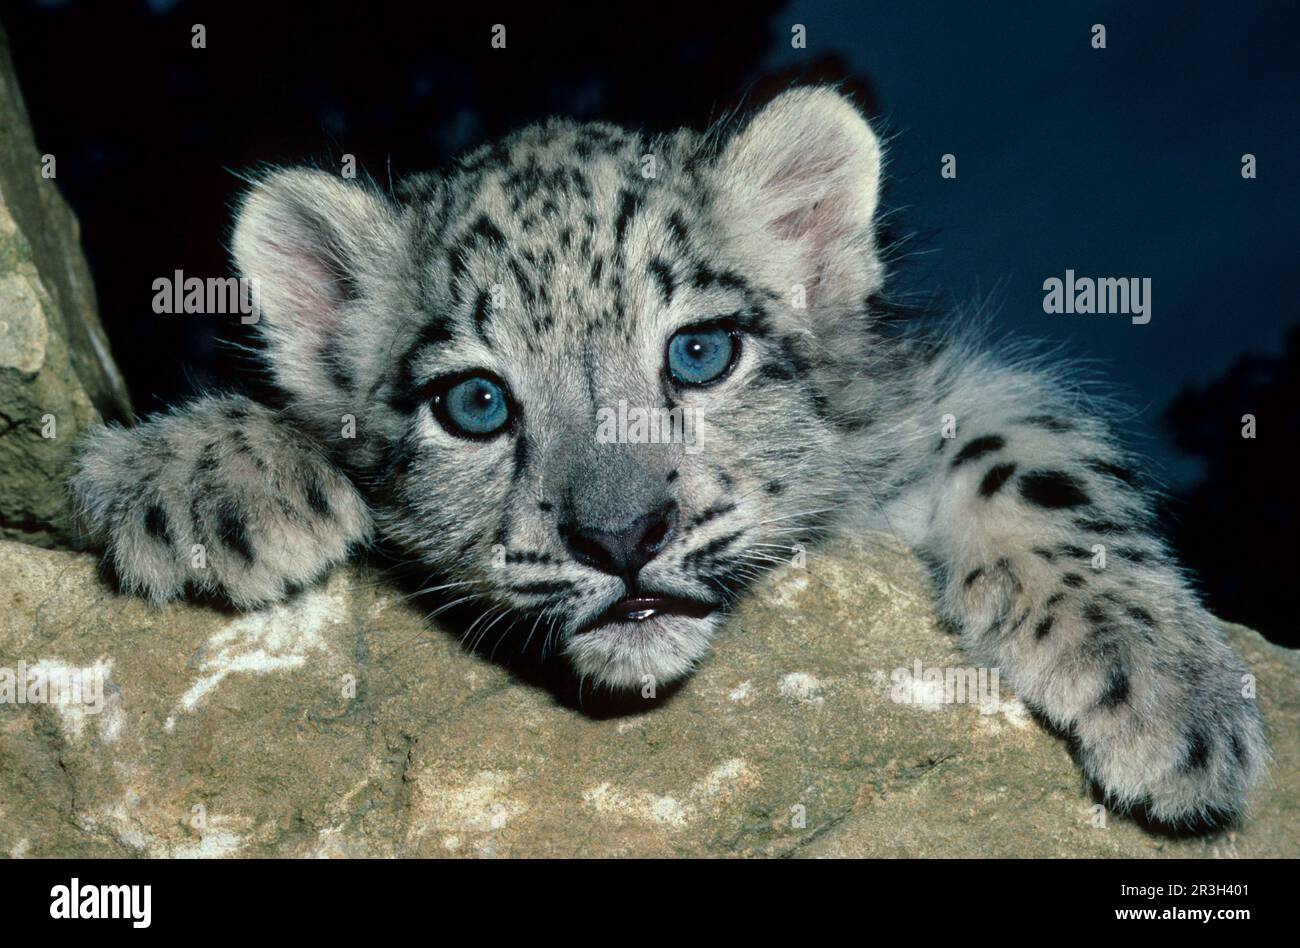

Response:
(732, 306), (773, 338)
(510, 581), (574, 596)
(964, 567), (984, 587)
(1180, 727), (1213, 773)
(1083, 601), (1108, 627)
(1062, 572), (1086, 588)
(230, 429), (265, 474)
(756, 359), (796, 383)
(143, 504), (171, 544)
(765, 480), (784, 495)
(1019, 470), (1090, 509)
(767, 336), (814, 384)
(1097, 665), (1130, 709)
(688, 503), (735, 530)
(195, 441), (221, 475)
(692, 265), (749, 293)
(511, 433), (530, 482)
(305, 477), (332, 518)
(1126, 604), (1156, 627)
(508, 257), (536, 306)
(216, 509), (256, 565)
(325, 347), (353, 393)
(469, 214), (507, 249)
(387, 440), (416, 478)
(683, 530), (743, 568)
(613, 189), (638, 245)
(472, 290), (493, 343)
(951, 435), (1005, 468)
(538, 500), (554, 513)
(805, 387), (833, 423)
(1229, 731), (1248, 766)
(979, 462), (1017, 498)
(718, 271), (748, 292)
(391, 316), (455, 411)
(649, 258), (674, 303)
(1034, 615), (1055, 639)
(666, 211), (690, 248)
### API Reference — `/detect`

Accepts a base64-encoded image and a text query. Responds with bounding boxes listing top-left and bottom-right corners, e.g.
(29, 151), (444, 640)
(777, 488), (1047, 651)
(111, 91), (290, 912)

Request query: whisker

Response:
(371, 592), (482, 666)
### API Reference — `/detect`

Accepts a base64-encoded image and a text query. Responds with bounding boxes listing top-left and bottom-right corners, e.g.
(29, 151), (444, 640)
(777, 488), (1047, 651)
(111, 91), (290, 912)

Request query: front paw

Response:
(954, 558), (1267, 828)
(1071, 623), (1267, 828)
(70, 397), (372, 608)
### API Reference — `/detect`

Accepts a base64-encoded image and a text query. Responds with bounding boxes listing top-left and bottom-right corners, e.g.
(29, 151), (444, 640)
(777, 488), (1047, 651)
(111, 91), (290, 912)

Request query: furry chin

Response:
(561, 611), (723, 690)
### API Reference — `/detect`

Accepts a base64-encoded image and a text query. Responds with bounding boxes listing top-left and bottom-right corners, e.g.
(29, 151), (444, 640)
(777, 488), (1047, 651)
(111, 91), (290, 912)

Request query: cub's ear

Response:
(714, 87), (884, 311)
(232, 168), (404, 404)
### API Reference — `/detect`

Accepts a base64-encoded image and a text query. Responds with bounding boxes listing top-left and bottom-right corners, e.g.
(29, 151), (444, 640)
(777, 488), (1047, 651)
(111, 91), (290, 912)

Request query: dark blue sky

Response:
(768, 0), (1299, 484)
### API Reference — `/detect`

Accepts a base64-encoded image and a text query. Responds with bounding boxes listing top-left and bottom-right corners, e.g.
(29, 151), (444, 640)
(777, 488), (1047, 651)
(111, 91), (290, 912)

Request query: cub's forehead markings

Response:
(392, 131), (736, 410)
(648, 258), (675, 304)
(446, 214), (511, 306)
(613, 188), (640, 247)
(386, 313), (460, 413)
(467, 213), (508, 248)
(471, 290), (494, 345)
(667, 210), (691, 248)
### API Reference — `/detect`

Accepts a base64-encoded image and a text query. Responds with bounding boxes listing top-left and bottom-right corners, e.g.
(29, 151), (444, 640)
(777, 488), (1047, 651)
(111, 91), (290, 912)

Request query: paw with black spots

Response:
(69, 394), (372, 609)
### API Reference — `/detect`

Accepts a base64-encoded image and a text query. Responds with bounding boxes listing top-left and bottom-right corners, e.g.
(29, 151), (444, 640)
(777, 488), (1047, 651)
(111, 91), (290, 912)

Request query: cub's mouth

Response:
(578, 595), (718, 635)
(564, 591), (727, 689)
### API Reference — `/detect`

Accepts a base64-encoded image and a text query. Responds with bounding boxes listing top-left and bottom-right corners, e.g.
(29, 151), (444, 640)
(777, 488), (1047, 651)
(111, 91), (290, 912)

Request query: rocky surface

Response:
(0, 533), (1294, 858)
(0, 22), (132, 548)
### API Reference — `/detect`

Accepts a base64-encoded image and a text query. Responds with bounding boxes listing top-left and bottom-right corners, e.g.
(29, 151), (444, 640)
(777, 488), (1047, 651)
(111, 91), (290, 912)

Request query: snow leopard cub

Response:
(70, 87), (1265, 828)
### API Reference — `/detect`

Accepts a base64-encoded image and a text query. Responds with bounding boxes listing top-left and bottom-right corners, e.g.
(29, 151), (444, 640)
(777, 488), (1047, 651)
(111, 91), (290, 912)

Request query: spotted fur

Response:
(69, 87), (1266, 828)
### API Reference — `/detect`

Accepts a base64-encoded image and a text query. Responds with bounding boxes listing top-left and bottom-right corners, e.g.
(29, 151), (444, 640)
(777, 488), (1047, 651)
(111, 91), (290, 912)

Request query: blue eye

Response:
(667, 324), (738, 386)
(435, 374), (511, 437)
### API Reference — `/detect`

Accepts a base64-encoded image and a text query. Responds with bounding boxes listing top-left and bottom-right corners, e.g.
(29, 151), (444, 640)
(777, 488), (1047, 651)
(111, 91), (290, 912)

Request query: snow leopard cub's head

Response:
(233, 88), (890, 689)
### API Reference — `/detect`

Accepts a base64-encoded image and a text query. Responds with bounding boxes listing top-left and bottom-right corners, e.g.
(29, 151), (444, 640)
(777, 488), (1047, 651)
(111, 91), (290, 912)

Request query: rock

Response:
(0, 533), (1295, 858)
(0, 22), (132, 548)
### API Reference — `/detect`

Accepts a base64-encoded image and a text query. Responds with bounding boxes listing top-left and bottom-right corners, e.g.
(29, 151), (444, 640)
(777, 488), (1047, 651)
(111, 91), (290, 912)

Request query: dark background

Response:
(5, 0), (1296, 645)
